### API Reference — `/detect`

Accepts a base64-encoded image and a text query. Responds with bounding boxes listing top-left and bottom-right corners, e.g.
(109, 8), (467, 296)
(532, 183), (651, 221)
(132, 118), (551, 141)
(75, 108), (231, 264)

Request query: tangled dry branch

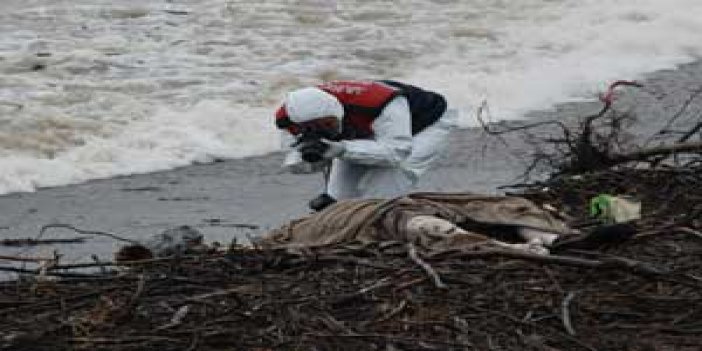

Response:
(477, 81), (702, 176)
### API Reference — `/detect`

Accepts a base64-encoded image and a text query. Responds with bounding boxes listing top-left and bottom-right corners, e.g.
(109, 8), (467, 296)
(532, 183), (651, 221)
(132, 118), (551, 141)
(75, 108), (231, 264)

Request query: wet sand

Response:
(2, 61), (701, 264)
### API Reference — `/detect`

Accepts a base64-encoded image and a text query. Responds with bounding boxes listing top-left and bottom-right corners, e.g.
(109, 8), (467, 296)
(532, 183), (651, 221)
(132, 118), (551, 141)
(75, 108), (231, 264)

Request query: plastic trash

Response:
(589, 194), (641, 223)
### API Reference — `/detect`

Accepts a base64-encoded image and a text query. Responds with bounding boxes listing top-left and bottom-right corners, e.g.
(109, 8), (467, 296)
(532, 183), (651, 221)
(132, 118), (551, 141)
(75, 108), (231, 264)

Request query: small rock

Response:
(143, 225), (204, 257)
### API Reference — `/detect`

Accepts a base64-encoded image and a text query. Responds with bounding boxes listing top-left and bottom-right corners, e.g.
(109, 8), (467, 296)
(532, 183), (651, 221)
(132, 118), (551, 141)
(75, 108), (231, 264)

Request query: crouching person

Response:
(275, 80), (456, 211)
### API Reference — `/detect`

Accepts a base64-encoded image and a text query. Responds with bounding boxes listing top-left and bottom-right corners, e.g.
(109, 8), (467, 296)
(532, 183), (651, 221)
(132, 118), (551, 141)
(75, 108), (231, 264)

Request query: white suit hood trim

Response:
(284, 87), (344, 123)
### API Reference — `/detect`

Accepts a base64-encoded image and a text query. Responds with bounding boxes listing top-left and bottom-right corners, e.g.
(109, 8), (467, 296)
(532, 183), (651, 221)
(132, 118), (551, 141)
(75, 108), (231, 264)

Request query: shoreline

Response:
(2, 60), (702, 264)
(0, 127), (529, 264)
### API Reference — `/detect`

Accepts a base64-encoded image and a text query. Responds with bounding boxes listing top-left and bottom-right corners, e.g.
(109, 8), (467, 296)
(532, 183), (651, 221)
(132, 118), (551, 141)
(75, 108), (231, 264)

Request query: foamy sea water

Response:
(1, 0), (701, 194)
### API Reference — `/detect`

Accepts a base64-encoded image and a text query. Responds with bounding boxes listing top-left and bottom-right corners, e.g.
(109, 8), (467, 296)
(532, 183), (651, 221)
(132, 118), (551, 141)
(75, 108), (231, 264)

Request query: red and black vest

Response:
(276, 80), (446, 139)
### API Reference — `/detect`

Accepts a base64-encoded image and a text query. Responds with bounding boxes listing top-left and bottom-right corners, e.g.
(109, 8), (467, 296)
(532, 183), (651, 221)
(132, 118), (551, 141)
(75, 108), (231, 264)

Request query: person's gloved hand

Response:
(321, 139), (345, 159)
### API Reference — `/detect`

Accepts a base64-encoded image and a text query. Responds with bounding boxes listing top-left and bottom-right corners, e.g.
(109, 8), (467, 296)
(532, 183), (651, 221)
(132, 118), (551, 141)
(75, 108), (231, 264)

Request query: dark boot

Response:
(309, 193), (337, 212)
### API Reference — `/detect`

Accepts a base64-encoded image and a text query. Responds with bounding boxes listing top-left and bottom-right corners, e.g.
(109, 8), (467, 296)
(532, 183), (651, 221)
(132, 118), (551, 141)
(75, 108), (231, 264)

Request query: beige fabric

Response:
(403, 215), (496, 252)
(260, 192), (571, 251)
(261, 199), (384, 248)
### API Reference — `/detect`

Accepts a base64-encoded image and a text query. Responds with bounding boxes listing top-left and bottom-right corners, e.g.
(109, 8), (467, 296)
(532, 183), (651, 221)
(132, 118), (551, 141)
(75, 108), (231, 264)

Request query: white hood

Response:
(284, 87), (344, 123)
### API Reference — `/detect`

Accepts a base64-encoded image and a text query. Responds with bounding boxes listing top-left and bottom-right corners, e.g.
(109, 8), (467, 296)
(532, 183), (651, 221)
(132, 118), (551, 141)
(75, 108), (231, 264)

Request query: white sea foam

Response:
(409, 0), (702, 121)
(0, 101), (278, 193)
(1, 0), (702, 194)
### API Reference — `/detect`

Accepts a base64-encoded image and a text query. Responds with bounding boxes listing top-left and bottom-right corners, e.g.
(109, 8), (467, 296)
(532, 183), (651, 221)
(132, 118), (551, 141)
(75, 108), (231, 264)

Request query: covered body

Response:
(261, 192), (572, 252)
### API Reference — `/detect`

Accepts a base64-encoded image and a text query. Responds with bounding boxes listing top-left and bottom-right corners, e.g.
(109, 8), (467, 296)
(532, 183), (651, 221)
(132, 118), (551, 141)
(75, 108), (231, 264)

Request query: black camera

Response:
(293, 127), (340, 163)
(297, 135), (328, 163)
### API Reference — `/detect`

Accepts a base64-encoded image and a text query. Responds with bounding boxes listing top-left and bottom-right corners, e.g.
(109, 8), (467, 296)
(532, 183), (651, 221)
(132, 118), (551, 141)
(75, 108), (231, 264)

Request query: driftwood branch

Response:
(1, 237), (86, 247)
(561, 291), (578, 336)
(0, 254), (55, 262)
(39, 223), (138, 244)
(679, 120), (702, 143)
(408, 243), (448, 289)
(609, 141), (702, 164)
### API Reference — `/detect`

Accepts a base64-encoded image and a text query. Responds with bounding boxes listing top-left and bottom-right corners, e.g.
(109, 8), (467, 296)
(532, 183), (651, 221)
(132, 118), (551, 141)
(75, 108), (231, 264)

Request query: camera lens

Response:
(301, 150), (323, 163)
(299, 140), (327, 163)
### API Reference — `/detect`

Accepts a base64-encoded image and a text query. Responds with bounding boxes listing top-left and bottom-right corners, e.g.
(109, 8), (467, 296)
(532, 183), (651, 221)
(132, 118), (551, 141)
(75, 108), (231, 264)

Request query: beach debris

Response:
(476, 80), (702, 176)
(0, 254), (56, 263)
(114, 244), (154, 262)
(163, 9), (190, 15)
(589, 194), (641, 223)
(114, 225), (209, 262)
(142, 225), (205, 257)
(202, 218), (259, 229)
(0, 237), (86, 247)
(39, 223), (138, 244)
(119, 186), (163, 192)
(157, 195), (211, 201)
(36, 223), (209, 259)
(596, 80), (643, 113)
(550, 222), (638, 251)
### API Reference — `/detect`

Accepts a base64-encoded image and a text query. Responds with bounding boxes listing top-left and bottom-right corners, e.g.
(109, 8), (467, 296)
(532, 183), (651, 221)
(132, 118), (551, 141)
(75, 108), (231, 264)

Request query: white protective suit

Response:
(283, 94), (457, 200)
